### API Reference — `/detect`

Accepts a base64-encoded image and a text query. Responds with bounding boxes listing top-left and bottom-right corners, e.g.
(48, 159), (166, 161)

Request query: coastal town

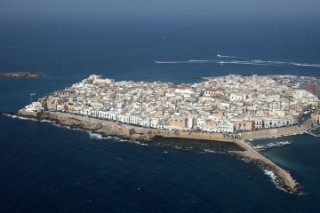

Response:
(18, 74), (320, 194)
(25, 74), (319, 134)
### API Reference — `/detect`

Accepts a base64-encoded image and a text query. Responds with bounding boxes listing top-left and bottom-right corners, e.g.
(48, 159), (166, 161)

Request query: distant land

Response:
(0, 72), (41, 78)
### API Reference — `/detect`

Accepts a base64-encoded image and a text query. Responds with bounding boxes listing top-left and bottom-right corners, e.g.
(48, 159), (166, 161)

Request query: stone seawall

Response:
(241, 120), (312, 140)
(17, 110), (236, 143)
(17, 110), (312, 143)
(16, 110), (303, 194)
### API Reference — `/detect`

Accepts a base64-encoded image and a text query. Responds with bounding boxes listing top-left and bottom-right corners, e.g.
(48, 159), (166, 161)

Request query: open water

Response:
(1, 18), (320, 212)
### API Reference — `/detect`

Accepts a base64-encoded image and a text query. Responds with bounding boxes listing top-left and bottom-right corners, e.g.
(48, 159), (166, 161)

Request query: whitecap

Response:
(263, 169), (288, 192)
(88, 132), (103, 140)
(112, 136), (148, 146)
(127, 140), (148, 146)
(40, 119), (55, 124)
(202, 149), (224, 154)
(264, 169), (277, 184)
(203, 149), (218, 154)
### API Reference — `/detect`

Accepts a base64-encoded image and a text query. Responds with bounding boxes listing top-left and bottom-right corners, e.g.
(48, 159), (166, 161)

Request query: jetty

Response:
(230, 140), (299, 193)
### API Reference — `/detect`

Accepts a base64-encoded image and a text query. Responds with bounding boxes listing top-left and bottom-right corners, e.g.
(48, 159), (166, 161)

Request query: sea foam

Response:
(263, 169), (288, 192)
(4, 113), (38, 121)
(202, 149), (224, 154)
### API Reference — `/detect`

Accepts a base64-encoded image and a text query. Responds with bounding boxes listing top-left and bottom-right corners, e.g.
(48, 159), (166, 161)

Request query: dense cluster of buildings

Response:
(26, 74), (319, 133)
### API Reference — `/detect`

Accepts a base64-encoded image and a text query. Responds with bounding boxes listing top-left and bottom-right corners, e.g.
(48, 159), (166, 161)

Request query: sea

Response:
(1, 17), (320, 212)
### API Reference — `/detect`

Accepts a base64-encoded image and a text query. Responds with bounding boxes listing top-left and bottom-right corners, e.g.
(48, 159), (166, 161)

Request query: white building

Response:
(25, 102), (44, 112)
(118, 114), (130, 123)
(196, 117), (206, 129)
(263, 116), (296, 128)
(230, 93), (246, 102)
(150, 118), (159, 129)
(217, 121), (234, 133)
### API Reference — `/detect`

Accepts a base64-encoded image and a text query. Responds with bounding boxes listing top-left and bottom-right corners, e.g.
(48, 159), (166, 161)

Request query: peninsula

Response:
(0, 72), (41, 78)
(17, 74), (320, 194)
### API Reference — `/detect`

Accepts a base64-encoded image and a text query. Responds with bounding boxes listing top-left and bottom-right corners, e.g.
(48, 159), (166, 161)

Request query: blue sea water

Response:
(1, 18), (320, 212)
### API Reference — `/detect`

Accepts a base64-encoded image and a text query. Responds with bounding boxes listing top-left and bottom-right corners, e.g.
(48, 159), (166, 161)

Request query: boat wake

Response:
(155, 56), (320, 68)
(217, 54), (238, 58)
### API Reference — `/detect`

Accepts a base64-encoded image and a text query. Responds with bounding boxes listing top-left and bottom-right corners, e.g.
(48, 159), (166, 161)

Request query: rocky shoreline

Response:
(15, 110), (306, 194)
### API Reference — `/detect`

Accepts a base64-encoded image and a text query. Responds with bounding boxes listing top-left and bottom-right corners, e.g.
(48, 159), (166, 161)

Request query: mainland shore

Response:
(16, 110), (312, 194)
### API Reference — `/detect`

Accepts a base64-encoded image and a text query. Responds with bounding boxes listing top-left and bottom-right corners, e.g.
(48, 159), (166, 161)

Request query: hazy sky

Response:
(1, 0), (320, 22)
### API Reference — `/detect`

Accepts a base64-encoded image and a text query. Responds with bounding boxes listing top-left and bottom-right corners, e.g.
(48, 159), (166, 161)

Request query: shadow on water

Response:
(152, 137), (245, 153)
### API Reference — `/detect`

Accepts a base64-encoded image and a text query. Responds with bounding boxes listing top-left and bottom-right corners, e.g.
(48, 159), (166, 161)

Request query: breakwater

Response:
(229, 140), (299, 193)
(16, 110), (305, 194)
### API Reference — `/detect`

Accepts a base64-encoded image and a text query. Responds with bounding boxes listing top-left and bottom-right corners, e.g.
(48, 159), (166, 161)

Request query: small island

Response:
(14, 74), (320, 194)
(0, 72), (41, 78)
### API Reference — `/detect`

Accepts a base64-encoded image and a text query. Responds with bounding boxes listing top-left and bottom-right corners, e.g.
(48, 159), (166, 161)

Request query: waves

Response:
(263, 169), (288, 193)
(3, 114), (38, 121)
(264, 169), (277, 184)
(202, 149), (224, 154)
(263, 169), (280, 188)
(113, 136), (148, 146)
(88, 132), (103, 140)
(202, 147), (289, 192)
(155, 55), (320, 68)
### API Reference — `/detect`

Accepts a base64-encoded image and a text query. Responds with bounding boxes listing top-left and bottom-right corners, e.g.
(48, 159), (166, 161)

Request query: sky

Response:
(1, 0), (320, 23)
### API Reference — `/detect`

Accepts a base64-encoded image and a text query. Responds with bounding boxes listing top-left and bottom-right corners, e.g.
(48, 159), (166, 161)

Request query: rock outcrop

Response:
(0, 72), (41, 78)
